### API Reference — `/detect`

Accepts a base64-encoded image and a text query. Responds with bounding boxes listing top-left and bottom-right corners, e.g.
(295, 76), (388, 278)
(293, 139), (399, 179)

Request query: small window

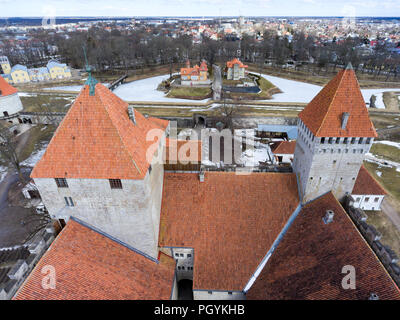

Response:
(358, 138), (363, 144)
(208, 291), (212, 295)
(365, 197), (370, 202)
(356, 197), (361, 202)
(374, 197), (379, 202)
(343, 137), (348, 144)
(351, 138), (356, 144)
(55, 178), (68, 188)
(228, 292), (233, 295)
(345, 149), (349, 154)
(175, 253), (179, 258)
(366, 138), (371, 144)
(109, 179), (122, 189)
(179, 253), (184, 257)
(187, 254), (192, 258)
(333, 160), (337, 164)
(64, 197), (74, 207)
(321, 137), (325, 144)
(328, 138), (333, 144)
(335, 138), (340, 144)
(148, 165), (152, 174)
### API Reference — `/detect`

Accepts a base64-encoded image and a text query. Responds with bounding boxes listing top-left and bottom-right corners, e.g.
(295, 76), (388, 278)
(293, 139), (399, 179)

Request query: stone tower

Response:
(293, 63), (377, 204)
(31, 73), (169, 259)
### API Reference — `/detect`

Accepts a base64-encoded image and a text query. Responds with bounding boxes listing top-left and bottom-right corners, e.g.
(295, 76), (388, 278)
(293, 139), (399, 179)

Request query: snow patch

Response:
(21, 143), (48, 167)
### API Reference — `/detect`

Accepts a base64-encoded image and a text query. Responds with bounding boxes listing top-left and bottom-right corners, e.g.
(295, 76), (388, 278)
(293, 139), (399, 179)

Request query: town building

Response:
(180, 60), (209, 86)
(28, 67), (51, 82)
(46, 60), (72, 80)
(271, 140), (296, 164)
(14, 65), (400, 300)
(0, 56), (11, 75)
(10, 65), (30, 84)
(226, 58), (248, 80)
(0, 75), (23, 118)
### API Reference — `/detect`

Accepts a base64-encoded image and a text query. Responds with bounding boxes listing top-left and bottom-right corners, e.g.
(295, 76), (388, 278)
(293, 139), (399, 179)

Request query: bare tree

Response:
(22, 206), (53, 244)
(0, 123), (25, 183)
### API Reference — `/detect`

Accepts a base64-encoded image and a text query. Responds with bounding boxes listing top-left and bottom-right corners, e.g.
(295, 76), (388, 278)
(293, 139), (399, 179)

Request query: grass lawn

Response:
(21, 93), (76, 113)
(167, 87), (212, 98)
(17, 125), (56, 162)
(370, 143), (400, 163)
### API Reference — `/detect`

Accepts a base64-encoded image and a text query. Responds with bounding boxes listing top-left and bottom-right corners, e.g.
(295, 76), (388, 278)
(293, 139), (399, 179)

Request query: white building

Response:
(351, 165), (386, 211)
(0, 75), (23, 118)
(271, 140), (296, 164)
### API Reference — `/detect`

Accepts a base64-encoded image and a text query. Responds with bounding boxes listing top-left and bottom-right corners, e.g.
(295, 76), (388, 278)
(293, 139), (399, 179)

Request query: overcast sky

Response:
(1, 0), (400, 18)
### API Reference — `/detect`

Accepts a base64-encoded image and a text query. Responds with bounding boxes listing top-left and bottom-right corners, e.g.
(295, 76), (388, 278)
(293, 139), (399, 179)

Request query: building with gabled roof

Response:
(0, 75), (23, 118)
(226, 58), (248, 80)
(180, 60), (209, 86)
(14, 218), (176, 300)
(246, 192), (400, 300)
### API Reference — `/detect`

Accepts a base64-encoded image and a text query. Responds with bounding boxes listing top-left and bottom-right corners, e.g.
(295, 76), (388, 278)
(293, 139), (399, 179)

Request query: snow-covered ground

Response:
(374, 140), (400, 150)
(38, 73), (400, 106)
(260, 73), (399, 108)
(0, 166), (7, 183)
(21, 143), (48, 167)
(236, 143), (272, 167)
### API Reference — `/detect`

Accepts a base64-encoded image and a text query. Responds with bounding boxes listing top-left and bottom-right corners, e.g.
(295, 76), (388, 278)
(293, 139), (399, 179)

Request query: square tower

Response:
(293, 63), (377, 204)
(31, 74), (169, 258)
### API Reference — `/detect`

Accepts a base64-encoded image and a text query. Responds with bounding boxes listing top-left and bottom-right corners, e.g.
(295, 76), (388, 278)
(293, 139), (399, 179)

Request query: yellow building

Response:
(0, 56), (11, 74)
(47, 60), (72, 80)
(10, 64), (30, 84)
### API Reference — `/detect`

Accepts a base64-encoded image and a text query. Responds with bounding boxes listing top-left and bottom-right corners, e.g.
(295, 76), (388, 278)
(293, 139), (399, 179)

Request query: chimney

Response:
(199, 166), (205, 182)
(323, 210), (334, 224)
(128, 106), (136, 125)
(341, 112), (349, 130)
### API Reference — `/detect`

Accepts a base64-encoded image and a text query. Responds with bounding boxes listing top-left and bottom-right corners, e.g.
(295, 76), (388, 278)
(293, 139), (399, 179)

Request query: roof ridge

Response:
(70, 216), (159, 264)
(96, 84), (142, 176)
(315, 69), (347, 136)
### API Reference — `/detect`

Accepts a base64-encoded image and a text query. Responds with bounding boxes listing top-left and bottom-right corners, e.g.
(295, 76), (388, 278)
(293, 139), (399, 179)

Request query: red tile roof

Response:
(271, 141), (297, 154)
(159, 172), (299, 291)
(14, 219), (175, 300)
(352, 165), (386, 195)
(31, 83), (169, 180)
(164, 139), (202, 163)
(226, 58), (248, 69)
(0, 75), (17, 96)
(299, 67), (377, 138)
(247, 192), (400, 300)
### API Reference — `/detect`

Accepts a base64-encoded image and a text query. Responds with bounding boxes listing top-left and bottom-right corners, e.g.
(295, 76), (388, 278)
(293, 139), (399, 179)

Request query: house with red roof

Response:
(14, 65), (400, 300)
(226, 58), (248, 80)
(180, 60), (209, 86)
(0, 75), (23, 119)
(271, 140), (296, 164)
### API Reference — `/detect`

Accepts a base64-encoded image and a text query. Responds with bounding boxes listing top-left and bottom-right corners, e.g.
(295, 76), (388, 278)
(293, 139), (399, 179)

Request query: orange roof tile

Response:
(0, 75), (18, 96)
(31, 83), (169, 180)
(226, 58), (248, 69)
(164, 139), (202, 163)
(271, 141), (297, 154)
(14, 218), (175, 300)
(247, 192), (400, 300)
(299, 66), (377, 138)
(159, 172), (299, 291)
(352, 165), (386, 195)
